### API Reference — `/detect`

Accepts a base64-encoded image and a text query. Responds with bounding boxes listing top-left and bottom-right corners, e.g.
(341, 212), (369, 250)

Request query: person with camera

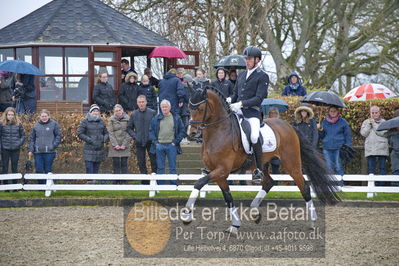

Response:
(13, 74), (36, 114)
(0, 71), (14, 112)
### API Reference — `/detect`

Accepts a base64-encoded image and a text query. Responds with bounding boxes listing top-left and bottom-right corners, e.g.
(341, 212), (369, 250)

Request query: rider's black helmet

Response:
(243, 46), (262, 60)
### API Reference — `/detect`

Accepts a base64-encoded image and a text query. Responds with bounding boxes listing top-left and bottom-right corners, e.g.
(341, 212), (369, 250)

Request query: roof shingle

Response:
(0, 0), (174, 46)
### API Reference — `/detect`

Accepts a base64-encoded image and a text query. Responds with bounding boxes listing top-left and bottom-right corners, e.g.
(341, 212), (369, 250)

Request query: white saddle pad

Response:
(235, 114), (277, 154)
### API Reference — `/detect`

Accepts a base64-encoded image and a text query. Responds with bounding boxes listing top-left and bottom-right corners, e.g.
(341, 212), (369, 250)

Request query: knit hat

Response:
(89, 104), (100, 113)
(183, 74), (193, 83)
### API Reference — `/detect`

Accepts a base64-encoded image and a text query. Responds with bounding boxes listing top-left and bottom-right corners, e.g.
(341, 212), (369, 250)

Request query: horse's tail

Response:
(294, 128), (341, 205)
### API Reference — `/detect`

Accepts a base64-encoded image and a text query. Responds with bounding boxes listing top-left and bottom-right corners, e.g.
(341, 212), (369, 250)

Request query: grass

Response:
(0, 190), (398, 201)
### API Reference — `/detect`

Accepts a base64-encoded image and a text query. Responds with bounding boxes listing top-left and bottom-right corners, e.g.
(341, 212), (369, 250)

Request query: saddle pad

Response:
(235, 114), (277, 154)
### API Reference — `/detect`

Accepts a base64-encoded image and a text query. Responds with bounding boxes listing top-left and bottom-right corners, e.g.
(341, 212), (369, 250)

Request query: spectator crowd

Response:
(0, 60), (398, 187)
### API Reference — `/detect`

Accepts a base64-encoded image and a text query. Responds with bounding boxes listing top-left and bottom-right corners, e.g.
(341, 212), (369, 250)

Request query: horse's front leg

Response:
(180, 173), (210, 224)
(217, 178), (241, 236)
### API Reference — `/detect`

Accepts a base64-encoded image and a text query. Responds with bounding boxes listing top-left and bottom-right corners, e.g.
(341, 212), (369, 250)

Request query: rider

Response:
(227, 46), (269, 181)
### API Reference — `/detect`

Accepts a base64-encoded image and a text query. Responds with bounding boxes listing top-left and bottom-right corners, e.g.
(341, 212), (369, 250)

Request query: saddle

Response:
(235, 113), (277, 154)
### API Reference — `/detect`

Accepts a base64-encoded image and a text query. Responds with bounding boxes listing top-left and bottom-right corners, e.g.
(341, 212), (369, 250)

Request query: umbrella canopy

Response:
(0, 60), (44, 75)
(148, 46), (188, 59)
(300, 90), (346, 108)
(344, 83), (397, 101)
(377, 116), (399, 131)
(261, 98), (288, 114)
(214, 55), (246, 69)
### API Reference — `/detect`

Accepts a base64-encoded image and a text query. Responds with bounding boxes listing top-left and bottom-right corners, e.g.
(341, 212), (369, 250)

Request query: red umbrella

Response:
(344, 83), (397, 101)
(149, 46), (188, 59)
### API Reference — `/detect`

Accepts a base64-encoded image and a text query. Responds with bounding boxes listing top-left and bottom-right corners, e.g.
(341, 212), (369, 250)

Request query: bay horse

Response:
(180, 86), (340, 234)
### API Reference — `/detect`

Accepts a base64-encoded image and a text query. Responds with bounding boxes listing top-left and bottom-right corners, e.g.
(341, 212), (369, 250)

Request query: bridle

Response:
(188, 98), (232, 129)
(188, 92), (239, 151)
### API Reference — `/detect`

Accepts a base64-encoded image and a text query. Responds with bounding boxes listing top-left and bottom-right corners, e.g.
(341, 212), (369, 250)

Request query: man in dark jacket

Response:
(158, 69), (185, 115)
(77, 104), (109, 174)
(229, 46), (269, 181)
(127, 95), (157, 184)
(149, 99), (185, 185)
(121, 59), (137, 83)
(282, 72), (307, 96)
(211, 67), (234, 98)
(119, 72), (139, 112)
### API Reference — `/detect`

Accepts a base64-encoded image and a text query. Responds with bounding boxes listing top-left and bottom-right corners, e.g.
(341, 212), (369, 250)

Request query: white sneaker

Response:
(181, 138), (190, 144)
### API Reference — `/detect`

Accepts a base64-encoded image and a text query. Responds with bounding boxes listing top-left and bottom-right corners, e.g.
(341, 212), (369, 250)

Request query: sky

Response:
(0, 0), (52, 29)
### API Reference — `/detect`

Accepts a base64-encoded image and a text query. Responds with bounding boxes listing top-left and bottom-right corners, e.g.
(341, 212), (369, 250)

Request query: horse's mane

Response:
(205, 86), (232, 114)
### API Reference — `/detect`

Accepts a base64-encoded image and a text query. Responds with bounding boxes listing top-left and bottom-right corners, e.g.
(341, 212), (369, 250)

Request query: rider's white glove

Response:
(226, 97), (232, 104)
(230, 101), (242, 112)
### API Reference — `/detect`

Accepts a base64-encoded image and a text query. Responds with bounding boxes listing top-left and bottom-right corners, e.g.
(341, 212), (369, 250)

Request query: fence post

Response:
(44, 177), (54, 197)
(149, 178), (156, 198)
(367, 173), (375, 198)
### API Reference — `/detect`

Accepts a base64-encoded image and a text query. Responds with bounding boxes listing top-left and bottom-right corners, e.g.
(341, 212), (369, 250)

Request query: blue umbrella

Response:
(0, 60), (44, 75)
(214, 55), (246, 69)
(261, 98), (289, 114)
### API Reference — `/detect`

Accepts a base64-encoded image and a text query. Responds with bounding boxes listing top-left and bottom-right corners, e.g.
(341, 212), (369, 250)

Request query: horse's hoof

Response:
(180, 209), (193, 224)
(224, 226), (238, 237)
(309, 220), (316, 228)
(182, 220), (192, 225)
(254, 213), (262, 224)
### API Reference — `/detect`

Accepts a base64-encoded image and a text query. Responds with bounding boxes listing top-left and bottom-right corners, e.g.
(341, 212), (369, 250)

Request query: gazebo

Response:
(0, 0), (199, 111)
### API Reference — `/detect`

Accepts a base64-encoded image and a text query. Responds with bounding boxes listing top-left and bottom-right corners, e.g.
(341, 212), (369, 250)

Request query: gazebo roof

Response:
(0, 0), (175, 47)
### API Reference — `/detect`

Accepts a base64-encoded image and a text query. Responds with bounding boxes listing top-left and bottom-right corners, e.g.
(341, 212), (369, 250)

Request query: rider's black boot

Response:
(252, 139), (264, 183)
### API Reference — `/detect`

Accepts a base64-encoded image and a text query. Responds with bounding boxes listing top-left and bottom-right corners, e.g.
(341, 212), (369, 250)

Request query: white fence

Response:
(1, 173), (399, 198)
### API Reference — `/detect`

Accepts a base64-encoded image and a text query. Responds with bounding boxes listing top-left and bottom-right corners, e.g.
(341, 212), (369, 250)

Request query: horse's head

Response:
(188, 87), (208, 138)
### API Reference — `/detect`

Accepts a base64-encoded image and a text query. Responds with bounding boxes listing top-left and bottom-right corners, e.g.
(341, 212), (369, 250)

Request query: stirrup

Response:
(252, 168), (264, 183)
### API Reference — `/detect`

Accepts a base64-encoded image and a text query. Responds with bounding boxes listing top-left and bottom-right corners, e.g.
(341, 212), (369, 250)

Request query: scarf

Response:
(289, 83), (299, 90)
(326, 113), (340, 124)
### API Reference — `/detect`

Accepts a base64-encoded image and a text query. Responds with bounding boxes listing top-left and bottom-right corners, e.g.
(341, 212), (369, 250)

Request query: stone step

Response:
(177, 154), (202, 160)
(180, 144), (202, 154)
(175, 160), (204, 168)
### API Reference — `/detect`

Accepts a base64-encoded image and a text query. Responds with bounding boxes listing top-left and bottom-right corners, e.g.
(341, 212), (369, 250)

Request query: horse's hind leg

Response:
(250, 164), (275, 223)
(294, 172), (318, 225)
(180, 174), (210, 224)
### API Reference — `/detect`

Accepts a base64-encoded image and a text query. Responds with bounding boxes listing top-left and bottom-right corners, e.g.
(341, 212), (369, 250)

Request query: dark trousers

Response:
(182, 115), (190, 134)
(136, 142), (157, 184)
(367, 156), (387, 186)
(85, 161), (101, 174)
(2, 149), (20, 184)
(34, 153), (56, 184)
(112, 157), (128, 174)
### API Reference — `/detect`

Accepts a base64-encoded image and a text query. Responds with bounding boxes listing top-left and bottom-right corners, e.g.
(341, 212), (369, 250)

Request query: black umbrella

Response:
(377, 116), (399, 131)
(214, 55), (246, 69)
(300, 90), (346, 108)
